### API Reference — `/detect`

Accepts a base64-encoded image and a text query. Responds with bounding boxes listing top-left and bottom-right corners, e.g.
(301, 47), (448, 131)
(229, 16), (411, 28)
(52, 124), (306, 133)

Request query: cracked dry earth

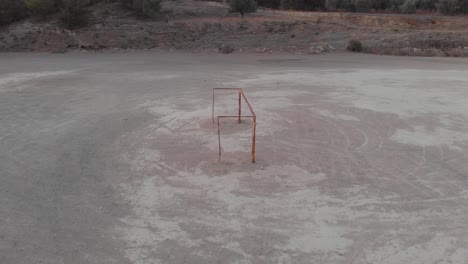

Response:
(1, 52), (468, 264)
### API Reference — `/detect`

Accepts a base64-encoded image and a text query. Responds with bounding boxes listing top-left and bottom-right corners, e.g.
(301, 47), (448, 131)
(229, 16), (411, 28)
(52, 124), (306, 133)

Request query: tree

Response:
(60, 0), (89, 29)
(401, 0), (417, 13)
(0, 0), (28, 25)
(437, 0), (462, 15)
(120, 0), (162, 18)
(230, 0), (257, 19)
(354, 0), (370, 12)
(25, 0), (56, 17)
(325, 0), (339, 11)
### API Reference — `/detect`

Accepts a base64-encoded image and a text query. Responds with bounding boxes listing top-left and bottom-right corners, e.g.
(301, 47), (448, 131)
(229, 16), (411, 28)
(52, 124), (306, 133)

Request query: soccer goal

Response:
(212, 88), (256, 163)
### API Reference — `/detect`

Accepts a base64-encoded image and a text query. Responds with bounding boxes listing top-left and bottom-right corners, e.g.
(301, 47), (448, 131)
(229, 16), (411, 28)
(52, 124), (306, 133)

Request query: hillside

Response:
(1, 0), (468, 56)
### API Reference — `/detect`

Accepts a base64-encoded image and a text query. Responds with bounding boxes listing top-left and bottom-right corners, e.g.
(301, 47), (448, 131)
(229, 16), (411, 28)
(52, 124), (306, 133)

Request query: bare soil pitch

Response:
(1, 52), (468, 263)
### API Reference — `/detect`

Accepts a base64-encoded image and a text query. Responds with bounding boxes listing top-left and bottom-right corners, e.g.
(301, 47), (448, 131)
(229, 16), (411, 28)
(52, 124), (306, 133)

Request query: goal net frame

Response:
(212, 88), (257, 163)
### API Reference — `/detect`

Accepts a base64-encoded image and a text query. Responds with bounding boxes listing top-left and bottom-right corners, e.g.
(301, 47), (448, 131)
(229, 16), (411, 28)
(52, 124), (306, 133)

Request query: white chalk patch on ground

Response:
(215, 136), (252, 152)
(126, 72), (184, 81)
(120, 147), (163, 173)
(286, 221), (351, 253)
(0, 70), (79, 92)
(365, 234), (462, 264)
(116, 160), (364, 263)
(321, 69), (468, 120)
(312, 108), (360, 121)
(391, 126), (468, 151)
(143, 100), (180, 117)
(445, 248), (468, 264)
(225, 69), (468, 119)
(222, 70), (319, 88)
(117, 176), (190, 264)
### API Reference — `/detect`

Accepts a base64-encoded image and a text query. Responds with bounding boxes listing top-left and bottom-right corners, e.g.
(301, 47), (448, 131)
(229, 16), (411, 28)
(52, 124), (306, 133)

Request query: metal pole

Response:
(218, 117), (221, 163)
(212, 89), (215, 124)
(252, 116), (256, 163)
(238, 90), (242, 124)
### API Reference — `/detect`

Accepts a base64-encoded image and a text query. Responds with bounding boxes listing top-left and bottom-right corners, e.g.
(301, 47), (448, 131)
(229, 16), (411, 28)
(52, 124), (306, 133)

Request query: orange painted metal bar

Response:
(240, 90), (255, 116)
(238, 90), (242, 124)
(252, 116), (256, 162)
(212, 89), (215, 123)
(217, 116), (221, 163)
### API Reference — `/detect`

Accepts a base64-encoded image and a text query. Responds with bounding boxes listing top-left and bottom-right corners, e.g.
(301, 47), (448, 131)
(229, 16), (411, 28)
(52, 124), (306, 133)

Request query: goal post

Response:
(212, 88), (256, 163)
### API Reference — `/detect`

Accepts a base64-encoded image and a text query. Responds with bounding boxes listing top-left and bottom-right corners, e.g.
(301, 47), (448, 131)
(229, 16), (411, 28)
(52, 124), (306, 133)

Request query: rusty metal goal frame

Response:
(212, 88), (256, 163)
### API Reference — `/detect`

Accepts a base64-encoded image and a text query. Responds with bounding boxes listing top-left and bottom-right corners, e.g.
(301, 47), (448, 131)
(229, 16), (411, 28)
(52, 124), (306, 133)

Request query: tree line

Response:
(0, 0), (161, 27)
(256, 0), (468, 15)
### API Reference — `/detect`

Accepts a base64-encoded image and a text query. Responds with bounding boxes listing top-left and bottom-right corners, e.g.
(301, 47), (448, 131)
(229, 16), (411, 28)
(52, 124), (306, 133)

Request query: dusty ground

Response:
(1, 52), (468, 264)
(1, 1), (468, 56)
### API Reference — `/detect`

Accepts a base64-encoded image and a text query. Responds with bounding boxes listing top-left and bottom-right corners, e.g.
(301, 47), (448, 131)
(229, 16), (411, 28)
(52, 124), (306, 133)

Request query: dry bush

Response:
(347, 39), (363, 52)
(60, 0), (90, 29)
(437, 0), (462, 15)
(230, 0), (257, 19)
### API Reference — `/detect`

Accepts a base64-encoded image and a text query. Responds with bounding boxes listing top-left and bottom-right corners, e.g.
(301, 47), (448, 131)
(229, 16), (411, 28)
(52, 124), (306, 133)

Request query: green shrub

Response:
(141, 0), (162, 18)
(121, 0), (161, 18)
(257, 0), (468, 13)
(325, 0), (339, 11)
(60, 0), (89, 29)
(280, 0), (307, 10)
(119, 0), (132, 8)
(257, 0), (280, 8)
(400, 0), (417, 13)
(230, 0), (257, 18)
(338, 0), (354, 11)
(25, 0), (56, 16)
(0, 0), (29, 25)
(347, 39), (362, 52)
(371, 0), (388, 10)
(437, 0), (462, 15)
(418, 0), (437, 10)
(389, 0), (404, 11)
(353, 0), (370, 12)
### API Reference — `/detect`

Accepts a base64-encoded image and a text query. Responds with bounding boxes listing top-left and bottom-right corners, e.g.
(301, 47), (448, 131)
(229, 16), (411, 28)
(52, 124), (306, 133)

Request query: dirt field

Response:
(1, 52), (468, 264)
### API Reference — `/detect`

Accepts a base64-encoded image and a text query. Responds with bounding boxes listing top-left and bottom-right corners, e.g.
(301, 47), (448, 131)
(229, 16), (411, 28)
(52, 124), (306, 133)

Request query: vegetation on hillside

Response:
(230, 0), (257, 18)
(60, 0), (91, 29)
(0, 0), (28, 25)
(0, 0), (162, 26)
(257, 0), (468, 15)
(1, 0), (468, 27)
(121, 0), (162, 18)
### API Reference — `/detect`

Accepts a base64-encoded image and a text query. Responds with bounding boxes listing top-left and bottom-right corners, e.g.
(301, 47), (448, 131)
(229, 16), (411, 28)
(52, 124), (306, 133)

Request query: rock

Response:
(218, 45), (234, 54)
(309, 43), (335, 54)
(255, 47), (271, 53)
